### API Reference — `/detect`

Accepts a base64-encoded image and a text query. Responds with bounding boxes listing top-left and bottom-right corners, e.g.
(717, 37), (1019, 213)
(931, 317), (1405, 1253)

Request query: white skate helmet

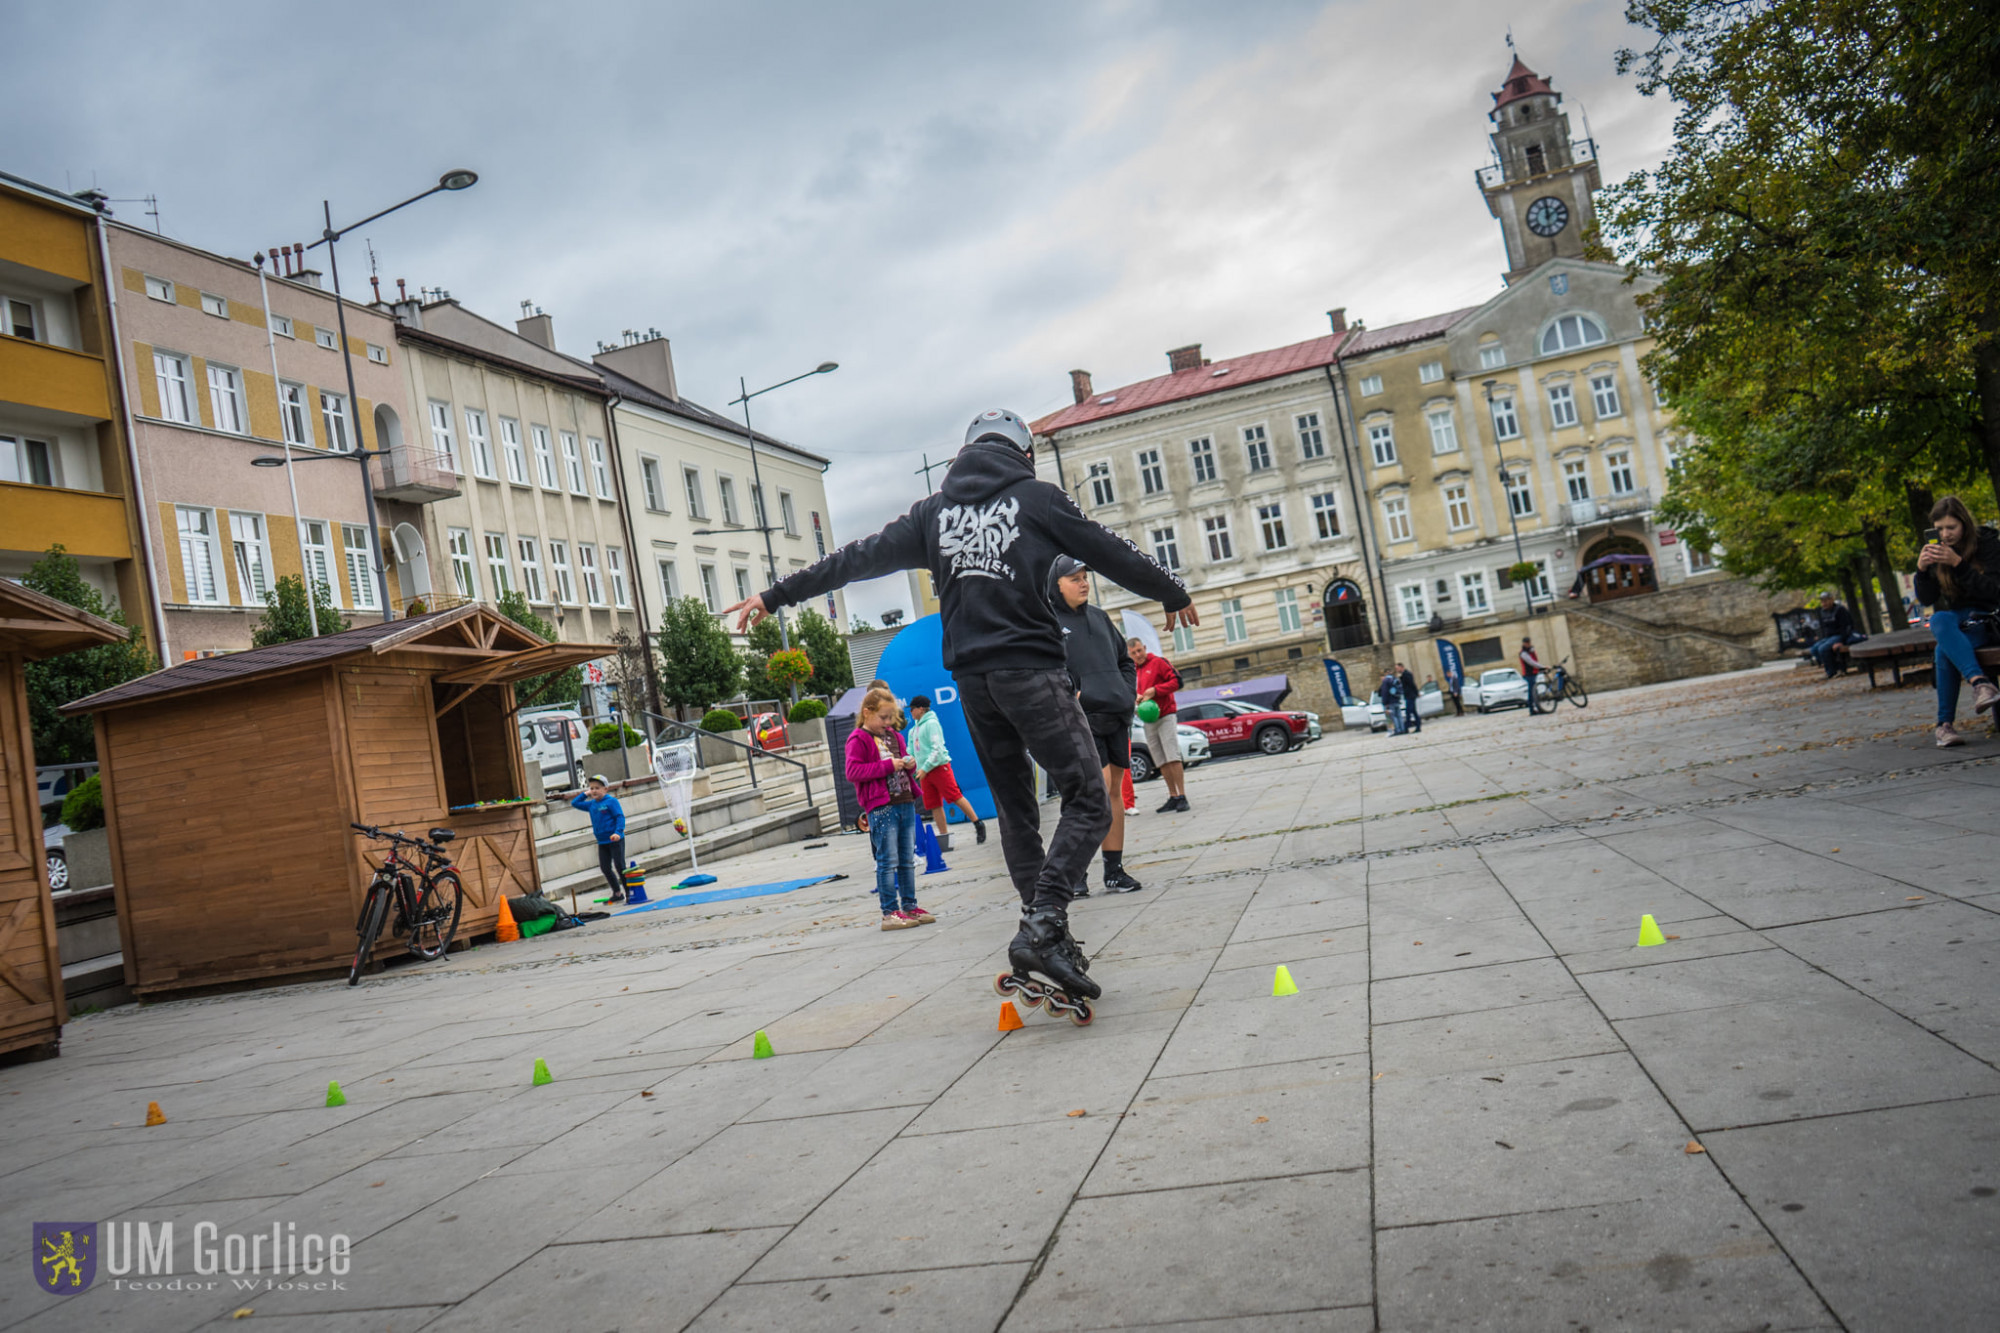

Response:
(965, 408), (1034, 456)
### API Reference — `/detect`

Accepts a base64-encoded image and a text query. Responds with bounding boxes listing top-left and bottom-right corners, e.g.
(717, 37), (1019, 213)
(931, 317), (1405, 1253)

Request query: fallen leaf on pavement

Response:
(1253, 1116), (1269, 1123)
(640, 1090), (654, 1098)
(1685, 1141), (1706, 1155)
(1906, 896), (1925, 902)
(1373, 1072), (1386, 1081)
(1066, 1109), (1087, 1118)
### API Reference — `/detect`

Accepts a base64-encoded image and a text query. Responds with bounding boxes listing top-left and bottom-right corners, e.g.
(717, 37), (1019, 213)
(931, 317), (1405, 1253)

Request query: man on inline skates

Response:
(725, 409), (1194, 1018)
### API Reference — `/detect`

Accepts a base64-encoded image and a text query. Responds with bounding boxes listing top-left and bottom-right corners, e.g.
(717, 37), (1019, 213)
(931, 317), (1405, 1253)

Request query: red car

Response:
(749, 713), (789, 750)
(1173, 700), (1311, 756)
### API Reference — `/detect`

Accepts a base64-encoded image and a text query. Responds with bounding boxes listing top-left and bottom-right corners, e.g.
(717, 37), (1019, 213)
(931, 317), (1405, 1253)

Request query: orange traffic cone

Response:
(495, 896), (520, 943)
(998, 1001), (1025, 1032)
(145, 1101), (166, 1126)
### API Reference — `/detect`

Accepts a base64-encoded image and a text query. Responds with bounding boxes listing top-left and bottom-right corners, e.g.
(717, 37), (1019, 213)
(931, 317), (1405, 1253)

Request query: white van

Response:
(519, 709), (588, 789)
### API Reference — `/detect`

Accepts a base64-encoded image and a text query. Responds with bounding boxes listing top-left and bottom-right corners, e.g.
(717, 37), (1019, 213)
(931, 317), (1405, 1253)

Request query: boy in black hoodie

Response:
(727, 409), (1194, 1005)
(1050, 555), (1143, 895)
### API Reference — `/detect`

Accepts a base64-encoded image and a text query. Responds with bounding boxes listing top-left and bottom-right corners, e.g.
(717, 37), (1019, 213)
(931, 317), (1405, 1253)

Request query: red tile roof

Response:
(1032, 330), (1353, 435)
(1341, 306), (1481, 357)
(1492, 56), (1555, 111)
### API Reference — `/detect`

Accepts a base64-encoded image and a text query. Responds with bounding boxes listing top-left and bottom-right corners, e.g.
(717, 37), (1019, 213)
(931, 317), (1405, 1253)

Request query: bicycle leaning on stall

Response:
(348, 823), (465, 985)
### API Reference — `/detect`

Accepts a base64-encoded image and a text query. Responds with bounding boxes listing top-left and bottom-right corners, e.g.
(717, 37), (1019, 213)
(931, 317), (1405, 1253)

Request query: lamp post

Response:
(1483, 378), (1536, 615)
(726, 361), (838, 662)
(300, 169), (478, 619)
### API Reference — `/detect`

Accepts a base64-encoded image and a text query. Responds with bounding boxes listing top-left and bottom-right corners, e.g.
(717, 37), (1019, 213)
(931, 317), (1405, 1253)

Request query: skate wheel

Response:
(994, 972), (1018, 1000)
(1066, 1001), (1094, 1027)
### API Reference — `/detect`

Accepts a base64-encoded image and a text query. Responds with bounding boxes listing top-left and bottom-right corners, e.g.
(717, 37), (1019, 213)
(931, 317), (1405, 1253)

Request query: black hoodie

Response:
(759, 441), (1190, 674)
(1912, 525), (2000, 612)
(1048, 567), (1138, 727)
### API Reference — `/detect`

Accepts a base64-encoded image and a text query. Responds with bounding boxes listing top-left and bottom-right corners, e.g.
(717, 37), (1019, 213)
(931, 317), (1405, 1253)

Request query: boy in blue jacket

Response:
(571, 775), (628, 902)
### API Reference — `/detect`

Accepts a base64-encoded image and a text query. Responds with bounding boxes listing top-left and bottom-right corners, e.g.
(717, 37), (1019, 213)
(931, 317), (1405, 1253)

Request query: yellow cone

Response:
(325, 1081), (347, 1108)
(1272, 965), (1300, 997)
(752, 1030), (775, 1059)
(1636, 914), (1667, 947)
(532, 1058), (553, 1086)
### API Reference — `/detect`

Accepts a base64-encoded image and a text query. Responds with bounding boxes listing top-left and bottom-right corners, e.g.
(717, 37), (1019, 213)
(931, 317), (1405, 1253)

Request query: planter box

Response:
(62, 826), (113, 892)
(697, 730), (750, 770)
(786, 716), (827, 751)
(582, 744), (650, 784)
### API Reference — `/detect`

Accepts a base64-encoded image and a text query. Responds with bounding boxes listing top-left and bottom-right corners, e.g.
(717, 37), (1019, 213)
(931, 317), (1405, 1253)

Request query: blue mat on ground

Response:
(612, 875), (841, 914)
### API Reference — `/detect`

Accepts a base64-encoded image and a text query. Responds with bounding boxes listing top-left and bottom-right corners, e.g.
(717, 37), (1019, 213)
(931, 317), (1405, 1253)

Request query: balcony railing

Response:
(1475, 136), (1598, 191)
(1561, 486), (1652, 528)
(374, 442), (461, 504)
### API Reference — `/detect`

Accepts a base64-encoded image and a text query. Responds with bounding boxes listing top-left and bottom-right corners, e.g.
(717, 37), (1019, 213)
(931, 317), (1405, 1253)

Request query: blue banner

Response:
(1435, 638), (1464, 693)
(1322, 658), (1353, 705)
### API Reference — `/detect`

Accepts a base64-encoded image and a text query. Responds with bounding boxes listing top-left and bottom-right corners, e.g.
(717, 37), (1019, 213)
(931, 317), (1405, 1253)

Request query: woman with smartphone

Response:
(1914, 495), (2000, 747)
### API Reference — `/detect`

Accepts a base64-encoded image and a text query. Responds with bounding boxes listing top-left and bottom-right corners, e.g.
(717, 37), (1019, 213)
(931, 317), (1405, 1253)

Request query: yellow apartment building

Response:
(0, 173), (152, 645)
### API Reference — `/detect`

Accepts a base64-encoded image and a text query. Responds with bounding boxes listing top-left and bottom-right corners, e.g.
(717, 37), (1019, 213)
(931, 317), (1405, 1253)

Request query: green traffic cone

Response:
(752, 1030), (775, 1059)
(1636, 914), (1667, 947)
(325, 1080), (346, 1108)
(1272, 965), (1300, 997)
(532, 1057), (553, 1086)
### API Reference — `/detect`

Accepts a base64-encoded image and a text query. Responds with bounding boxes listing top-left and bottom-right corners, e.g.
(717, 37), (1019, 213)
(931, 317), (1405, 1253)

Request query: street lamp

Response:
(298, 169), (479, 618)
(1483, 378), (1536, 616)
(727, 362), (838, 693)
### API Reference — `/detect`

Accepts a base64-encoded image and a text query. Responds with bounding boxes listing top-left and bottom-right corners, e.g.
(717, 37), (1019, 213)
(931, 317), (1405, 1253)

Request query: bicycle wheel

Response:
(407, 868), (464, 961)
(1564, 677), (1589, 708)
(349, 882), (392, 986)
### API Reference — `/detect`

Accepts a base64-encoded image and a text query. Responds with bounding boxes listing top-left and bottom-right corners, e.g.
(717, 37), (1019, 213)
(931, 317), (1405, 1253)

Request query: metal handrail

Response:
(631, 707), (814, 811)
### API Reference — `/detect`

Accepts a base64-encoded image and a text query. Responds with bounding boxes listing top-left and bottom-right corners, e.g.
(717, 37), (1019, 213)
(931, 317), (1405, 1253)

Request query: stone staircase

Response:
(533, 749), (834, 903)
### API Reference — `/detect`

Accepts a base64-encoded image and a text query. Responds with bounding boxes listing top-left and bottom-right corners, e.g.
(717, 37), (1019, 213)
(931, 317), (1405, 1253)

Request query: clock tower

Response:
(1478, 55), (1602, 284)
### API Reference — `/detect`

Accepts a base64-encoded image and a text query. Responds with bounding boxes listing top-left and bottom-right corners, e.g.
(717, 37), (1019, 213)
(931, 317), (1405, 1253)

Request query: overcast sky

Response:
(7, 0), (1674, 625)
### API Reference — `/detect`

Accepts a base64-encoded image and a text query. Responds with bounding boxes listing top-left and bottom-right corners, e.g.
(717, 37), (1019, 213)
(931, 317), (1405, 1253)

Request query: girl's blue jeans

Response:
(1931, 609), (1991, 724)
(868, 801), (918, 913)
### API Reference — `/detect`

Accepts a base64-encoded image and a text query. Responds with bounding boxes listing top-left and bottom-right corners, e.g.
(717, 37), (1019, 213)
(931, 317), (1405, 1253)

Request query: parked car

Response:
(1338, 696), (1375, 729)
(1212, 698), (1320, 742)
(519, 708), (588, 787)
(1464, 667), (1531, 713)
(1175, 700), (1313, 756)
(44, 823), (70, 892)
(1367, 683), (1447, 731)
(1128, 719), (1212, 782)
(749, 712), (790, 751)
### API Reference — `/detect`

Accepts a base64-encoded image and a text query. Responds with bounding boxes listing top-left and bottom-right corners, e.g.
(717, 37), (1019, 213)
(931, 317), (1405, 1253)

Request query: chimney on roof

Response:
(1069, 369), (1093, 404)
(1167, 344), (1202, 373)
(517, 305), (555, 350)
(1327, 308), (1347, 334)
(593, 332), (679, 401)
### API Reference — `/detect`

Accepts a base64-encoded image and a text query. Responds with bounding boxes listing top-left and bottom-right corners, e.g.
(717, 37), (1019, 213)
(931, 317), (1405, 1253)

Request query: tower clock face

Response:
(1526, 195), (1570, 237)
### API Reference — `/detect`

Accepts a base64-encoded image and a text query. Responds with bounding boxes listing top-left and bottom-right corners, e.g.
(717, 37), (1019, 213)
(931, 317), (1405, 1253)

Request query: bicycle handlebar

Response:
(349, 823), (448, 858)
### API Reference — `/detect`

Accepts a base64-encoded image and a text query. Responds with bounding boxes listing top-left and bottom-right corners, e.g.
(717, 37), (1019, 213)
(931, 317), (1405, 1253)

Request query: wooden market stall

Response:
(64, 606), (609, 997)
(0, 582), (126, 1057)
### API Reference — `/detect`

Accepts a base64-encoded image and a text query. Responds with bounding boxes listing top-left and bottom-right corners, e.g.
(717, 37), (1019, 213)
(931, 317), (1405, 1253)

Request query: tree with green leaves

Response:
(792, 607), (853, 694)
(1606, 0), (2000, 553)
(738, 613), (785, 702)
(497, 590), (581, 708)
(657, 595), (742, 714)
(250, 575), (349, 647)
(21, 545), (158, 765)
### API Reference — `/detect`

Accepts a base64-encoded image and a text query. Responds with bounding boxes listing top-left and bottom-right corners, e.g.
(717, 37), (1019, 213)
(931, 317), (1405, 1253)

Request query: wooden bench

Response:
(1846, 625), (2000, 688)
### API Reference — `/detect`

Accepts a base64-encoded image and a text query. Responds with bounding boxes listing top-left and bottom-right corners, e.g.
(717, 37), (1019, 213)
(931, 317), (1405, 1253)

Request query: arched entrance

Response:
(1324, 579), (1371, 650)
(1579, 535), (1657, 603)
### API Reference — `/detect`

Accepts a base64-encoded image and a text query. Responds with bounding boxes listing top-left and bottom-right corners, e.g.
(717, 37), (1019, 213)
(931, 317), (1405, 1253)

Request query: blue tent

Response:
(873, 613), (995, 822)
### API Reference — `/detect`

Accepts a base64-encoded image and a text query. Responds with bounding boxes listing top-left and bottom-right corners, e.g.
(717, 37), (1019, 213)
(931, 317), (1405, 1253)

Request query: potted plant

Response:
(786, 697), (830, 750)
(585, 721), (649, 782)
(57, 775), (114, 892)
(696, 708), (746, 769)
(1506, 560), (1542, 588)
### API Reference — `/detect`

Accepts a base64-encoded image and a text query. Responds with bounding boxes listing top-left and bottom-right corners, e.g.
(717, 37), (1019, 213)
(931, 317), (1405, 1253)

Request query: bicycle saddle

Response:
(429, 828), (456, 844)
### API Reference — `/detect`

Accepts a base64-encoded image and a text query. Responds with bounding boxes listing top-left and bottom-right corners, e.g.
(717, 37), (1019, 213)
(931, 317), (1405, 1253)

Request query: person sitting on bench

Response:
(1805, 591), (1866, 677)
(1915, 495), (2000, 748)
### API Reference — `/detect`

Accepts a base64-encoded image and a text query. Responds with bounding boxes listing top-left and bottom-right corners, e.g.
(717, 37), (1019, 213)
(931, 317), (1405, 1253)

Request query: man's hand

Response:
(1163, 604), (1200, 632)
(1140, 686), (1156, 701)
(724, 594), (768, 633)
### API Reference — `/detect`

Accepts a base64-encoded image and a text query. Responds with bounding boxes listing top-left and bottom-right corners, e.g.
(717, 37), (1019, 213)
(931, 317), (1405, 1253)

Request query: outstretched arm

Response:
(728, 508), (927, 632)
(1045, 486), (1200, 630)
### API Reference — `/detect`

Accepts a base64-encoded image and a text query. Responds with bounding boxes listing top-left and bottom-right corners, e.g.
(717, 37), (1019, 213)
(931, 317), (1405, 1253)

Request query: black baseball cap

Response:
(1052, 555), (1089, 579)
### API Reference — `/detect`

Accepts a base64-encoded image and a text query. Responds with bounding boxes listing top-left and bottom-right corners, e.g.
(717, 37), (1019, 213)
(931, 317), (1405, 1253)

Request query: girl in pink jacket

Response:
(846, 687), (932, 929)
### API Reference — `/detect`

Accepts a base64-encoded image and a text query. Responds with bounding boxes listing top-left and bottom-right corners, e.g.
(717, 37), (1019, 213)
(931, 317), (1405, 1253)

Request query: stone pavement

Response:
(3, 662), (1996, 1331)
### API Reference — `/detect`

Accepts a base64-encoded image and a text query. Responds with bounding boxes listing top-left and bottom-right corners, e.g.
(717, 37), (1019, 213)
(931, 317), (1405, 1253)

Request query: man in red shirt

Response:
(1129, 637), (1190, 812)
(1519, 636), (1547, 715)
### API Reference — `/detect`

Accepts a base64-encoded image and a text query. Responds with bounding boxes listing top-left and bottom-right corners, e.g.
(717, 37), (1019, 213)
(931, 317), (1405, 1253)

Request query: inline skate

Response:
(994, 904), (1099, 1026)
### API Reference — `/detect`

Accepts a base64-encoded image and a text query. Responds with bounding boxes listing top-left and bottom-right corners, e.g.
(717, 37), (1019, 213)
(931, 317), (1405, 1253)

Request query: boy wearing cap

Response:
(571, 776), (628, 902)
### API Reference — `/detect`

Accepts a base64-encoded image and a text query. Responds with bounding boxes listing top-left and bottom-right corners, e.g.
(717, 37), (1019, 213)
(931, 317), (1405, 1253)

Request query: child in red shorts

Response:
(907, 695), (986, 849)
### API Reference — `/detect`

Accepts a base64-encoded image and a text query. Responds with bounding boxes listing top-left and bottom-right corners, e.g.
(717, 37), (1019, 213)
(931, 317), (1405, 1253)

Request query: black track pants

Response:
(956, 668), (1111, 912)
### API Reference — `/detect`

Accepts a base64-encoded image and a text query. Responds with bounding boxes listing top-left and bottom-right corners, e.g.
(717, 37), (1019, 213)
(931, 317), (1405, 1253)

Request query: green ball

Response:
(1136, 700), (1161, 723)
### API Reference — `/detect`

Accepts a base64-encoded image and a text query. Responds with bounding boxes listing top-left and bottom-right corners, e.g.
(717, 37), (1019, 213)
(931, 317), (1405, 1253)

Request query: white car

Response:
(1128, 719), (1211, 781)
(519, 708), (589, 787)
(1366, 683), (1448, 731)
(1464, 667), (1531, 713)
